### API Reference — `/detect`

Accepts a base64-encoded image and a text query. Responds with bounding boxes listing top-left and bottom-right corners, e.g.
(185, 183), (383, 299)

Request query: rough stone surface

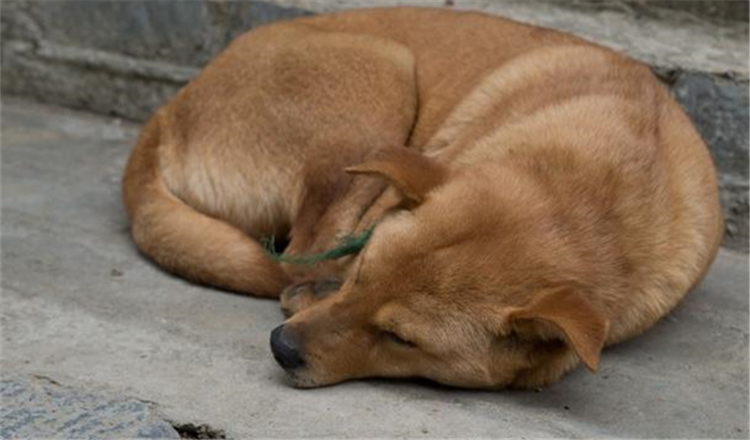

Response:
(1, 99), (748, 438)
(1, 1), (311, 67)
(0, 1), (310, 121)
(0, 375), (179, 439)
(1, 0), (747, 251)
(565, 0), (749, 24)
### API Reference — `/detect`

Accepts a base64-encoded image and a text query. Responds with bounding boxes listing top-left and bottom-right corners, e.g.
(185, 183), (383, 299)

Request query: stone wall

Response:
(1, 1), (310, 120)
(1, 0), (747, 250)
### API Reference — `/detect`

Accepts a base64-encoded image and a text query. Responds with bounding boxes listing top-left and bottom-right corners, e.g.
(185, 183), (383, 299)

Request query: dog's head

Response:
(271, 149), (609, 388)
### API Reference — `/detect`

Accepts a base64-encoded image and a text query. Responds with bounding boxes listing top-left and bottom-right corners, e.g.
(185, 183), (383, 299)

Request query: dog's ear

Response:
(346, 148), (448, 205)
(509, 288), (609, 372)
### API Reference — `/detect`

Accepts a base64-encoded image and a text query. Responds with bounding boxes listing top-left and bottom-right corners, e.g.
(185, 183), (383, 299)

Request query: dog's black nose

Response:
(270, 324), (305, 370)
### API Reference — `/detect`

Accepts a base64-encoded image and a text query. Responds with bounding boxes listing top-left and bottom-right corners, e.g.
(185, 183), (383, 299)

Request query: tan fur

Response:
(122, 8), (723, 389)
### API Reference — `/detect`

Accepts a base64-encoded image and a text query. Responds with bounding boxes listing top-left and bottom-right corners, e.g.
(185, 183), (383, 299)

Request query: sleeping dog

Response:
(122, 7), (723, 388)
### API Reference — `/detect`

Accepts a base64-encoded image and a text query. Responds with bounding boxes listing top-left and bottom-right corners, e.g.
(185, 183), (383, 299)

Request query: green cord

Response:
(262, 226), (375, 265)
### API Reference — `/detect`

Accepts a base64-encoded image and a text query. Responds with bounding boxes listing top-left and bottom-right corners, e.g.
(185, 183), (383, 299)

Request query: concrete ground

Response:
(1, 98), (748, 438)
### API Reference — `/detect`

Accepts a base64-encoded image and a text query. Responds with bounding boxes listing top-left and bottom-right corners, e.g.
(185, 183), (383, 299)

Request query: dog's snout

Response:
(270, 324), (305, 370)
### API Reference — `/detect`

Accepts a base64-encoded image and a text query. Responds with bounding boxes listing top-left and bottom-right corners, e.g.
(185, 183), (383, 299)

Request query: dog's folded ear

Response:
(510, 288), (610, 372)
(345, 148), (448, 205)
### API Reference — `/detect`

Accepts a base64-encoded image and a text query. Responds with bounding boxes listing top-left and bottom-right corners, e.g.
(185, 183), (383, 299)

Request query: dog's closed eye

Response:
(383, 330), (417, 348)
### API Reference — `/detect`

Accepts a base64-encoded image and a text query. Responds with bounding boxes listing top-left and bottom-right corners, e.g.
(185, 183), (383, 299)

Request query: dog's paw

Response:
(280, 278), (342, 317)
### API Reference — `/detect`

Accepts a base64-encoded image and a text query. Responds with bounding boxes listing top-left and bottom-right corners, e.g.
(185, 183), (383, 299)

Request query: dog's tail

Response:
(122, 113), (290, 297)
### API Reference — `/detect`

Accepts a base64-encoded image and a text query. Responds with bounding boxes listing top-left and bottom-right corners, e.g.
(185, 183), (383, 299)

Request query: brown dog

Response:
(122, 7), (723, 389)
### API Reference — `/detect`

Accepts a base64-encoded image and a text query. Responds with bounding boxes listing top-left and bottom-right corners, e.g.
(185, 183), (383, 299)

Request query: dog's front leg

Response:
(277, 173), (396, 316)
(280, 276), (342, 317)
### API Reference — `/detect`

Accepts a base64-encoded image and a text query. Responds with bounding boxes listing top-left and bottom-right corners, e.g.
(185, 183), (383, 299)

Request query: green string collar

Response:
(262, 225), (375, 265)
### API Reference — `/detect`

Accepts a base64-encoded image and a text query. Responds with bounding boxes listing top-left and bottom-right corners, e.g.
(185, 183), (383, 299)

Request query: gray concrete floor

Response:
(1, 98), (748, 438)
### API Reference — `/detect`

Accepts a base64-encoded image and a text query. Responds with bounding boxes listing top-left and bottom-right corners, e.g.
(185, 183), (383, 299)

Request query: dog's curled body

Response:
(123, 8), (723, 388)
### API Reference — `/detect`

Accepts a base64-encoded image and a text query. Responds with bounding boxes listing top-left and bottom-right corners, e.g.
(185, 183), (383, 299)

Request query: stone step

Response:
(1, 0), (746, 250)
(0, 375), (180, 439)
(568, 0), (749, 23)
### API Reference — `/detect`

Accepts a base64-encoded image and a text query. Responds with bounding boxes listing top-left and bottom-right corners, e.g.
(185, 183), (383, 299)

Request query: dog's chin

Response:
(282, 370), (327, 389)
(284, 366), (358, 388)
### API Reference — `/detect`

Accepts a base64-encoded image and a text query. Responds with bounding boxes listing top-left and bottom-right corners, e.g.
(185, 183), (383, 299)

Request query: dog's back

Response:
(298, 7), (588, 146)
